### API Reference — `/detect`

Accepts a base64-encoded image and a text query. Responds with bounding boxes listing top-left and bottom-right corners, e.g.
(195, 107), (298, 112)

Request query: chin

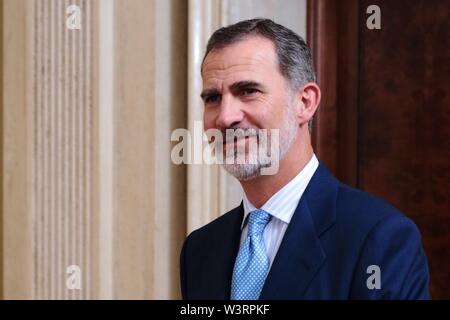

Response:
(222, 163), (262, 181)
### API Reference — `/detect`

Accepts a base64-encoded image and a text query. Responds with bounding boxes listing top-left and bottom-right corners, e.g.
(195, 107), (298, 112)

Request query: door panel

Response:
(309, 0), (450, 298)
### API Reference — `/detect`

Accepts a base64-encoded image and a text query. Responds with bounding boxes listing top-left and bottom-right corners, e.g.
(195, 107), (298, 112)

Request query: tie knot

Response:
(247, 209), (271, 237)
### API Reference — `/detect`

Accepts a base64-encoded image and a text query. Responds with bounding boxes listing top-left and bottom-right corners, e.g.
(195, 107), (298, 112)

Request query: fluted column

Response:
(3, 0), (95, 299)
(33, 0), (94, 299)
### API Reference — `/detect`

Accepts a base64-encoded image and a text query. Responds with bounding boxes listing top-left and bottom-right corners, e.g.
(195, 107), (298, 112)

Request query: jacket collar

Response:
(260, 161), (338, 299)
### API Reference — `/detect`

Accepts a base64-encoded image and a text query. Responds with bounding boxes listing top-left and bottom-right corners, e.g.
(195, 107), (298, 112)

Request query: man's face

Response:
(201, 36), (299, 180)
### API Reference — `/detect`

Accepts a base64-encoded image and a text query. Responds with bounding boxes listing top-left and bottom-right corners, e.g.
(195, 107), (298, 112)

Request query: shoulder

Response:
(331, 181), (425, 260)
(333, 184), (429, 299)
(335, 182), (411, 232)
(337, 185), (430, 298)
(306, 162), (415, 237)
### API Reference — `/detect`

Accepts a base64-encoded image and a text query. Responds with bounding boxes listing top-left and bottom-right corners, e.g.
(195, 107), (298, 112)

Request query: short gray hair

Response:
(202, 18), (316, 130)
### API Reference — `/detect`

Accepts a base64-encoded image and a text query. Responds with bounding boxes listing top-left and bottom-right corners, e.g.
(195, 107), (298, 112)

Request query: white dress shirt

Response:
(240, 154), (319, 269)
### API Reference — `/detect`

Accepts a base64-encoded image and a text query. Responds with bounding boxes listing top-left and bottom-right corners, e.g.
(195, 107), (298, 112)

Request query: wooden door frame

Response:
(307, 0), (360, 186)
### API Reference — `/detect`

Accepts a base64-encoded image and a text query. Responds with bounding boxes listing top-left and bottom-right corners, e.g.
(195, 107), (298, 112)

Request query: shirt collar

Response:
(241, 154), (319, 229)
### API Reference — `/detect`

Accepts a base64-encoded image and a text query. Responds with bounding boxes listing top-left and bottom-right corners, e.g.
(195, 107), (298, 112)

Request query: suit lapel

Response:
(259, 162), (338, 299)
(259, 199), (326, 299)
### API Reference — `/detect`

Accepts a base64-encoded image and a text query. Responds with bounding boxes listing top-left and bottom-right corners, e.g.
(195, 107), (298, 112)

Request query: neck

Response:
(240, 130), (314, 208)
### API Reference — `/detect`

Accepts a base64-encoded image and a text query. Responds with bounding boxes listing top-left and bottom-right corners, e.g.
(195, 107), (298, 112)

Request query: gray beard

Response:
(222, 104), (298, 181)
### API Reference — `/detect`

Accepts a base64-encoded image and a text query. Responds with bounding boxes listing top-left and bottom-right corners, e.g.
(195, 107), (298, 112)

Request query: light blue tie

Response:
(231, 209), (272, 300)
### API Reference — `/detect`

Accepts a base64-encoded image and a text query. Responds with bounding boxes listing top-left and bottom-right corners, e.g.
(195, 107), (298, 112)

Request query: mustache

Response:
(221, 127), (259, 144)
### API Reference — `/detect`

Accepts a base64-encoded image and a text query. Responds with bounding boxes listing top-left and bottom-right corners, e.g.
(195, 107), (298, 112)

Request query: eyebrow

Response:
(200, 80), (266, 101)
(229, 80), (266, 93)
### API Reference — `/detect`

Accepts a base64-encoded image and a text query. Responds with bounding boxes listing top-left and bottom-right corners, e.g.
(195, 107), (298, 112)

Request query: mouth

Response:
(223, 135), (257, 156)
(225, 136), (250, 146)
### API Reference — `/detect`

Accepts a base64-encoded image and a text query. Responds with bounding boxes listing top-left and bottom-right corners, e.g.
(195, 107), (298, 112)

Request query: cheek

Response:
(203, 108), (218, 130)
(240, 97), (272, 125)
(254, 100), (287, 129)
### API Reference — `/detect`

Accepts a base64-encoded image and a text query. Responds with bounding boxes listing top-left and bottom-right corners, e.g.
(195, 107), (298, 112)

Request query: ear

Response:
(294, 82), (321, 127)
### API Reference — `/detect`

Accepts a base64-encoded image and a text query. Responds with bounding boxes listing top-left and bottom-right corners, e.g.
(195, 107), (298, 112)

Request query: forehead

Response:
(201, 36), (279, 86)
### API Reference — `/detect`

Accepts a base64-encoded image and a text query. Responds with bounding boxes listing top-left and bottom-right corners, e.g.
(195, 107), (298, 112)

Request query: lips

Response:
(225, 136), (250, 145)
(223, 136), (259, 157)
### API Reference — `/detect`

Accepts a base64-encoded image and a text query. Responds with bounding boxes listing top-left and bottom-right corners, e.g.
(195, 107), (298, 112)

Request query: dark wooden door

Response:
(308, 0), (450, 299)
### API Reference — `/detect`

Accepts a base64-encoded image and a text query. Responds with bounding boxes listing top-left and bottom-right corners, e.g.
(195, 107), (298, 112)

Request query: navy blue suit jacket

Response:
(180, 162), (430, 299)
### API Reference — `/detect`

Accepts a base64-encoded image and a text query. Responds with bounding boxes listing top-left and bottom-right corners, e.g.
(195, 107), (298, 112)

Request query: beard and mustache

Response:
(213, 102), (299, 181)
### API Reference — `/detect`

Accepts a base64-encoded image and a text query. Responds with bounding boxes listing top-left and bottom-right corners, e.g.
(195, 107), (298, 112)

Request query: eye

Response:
(205, 94), (221, 104)
(241, 88), (259, 96)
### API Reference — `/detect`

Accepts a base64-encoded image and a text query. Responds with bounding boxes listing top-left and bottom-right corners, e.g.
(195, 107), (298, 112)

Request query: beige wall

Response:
(1, 0), (306, 299)
(109, 0), (188, 299)
(1, 0), (187, 300)
(2, 0), (34, 299)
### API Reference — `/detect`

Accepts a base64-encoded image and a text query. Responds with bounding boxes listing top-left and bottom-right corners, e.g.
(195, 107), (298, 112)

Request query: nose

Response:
(215, 95), (244, 130)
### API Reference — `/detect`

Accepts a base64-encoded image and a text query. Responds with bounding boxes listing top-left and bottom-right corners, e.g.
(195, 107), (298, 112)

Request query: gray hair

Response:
(202, 18), (316, 131)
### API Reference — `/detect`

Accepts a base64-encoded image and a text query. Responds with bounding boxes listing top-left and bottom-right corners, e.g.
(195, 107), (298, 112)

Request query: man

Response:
(180, 18), (430, 299)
